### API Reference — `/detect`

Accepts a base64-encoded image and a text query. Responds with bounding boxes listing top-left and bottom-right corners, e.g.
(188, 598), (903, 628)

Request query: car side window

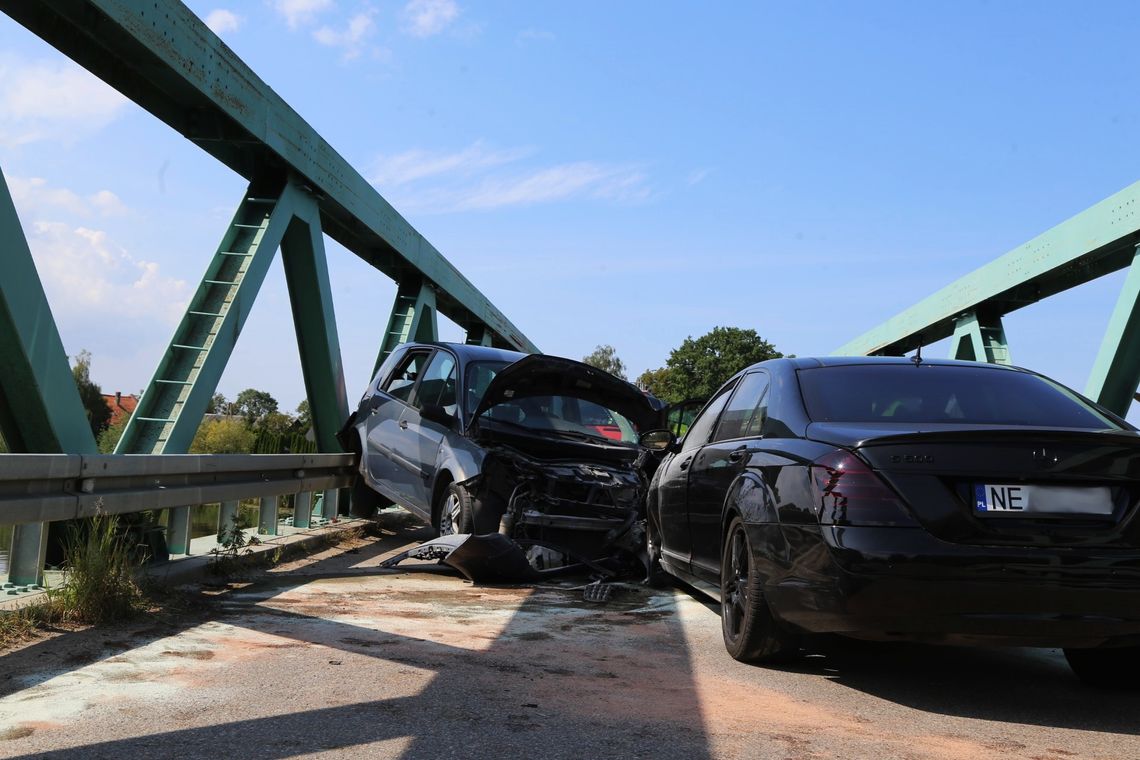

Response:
(713, 372), (771, 442)
(680, 381), (737, 453)
(384, 351), (430, 404)
(413, 351), (457, 413)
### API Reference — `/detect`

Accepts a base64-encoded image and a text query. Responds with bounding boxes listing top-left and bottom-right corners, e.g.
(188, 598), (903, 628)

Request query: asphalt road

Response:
(1, 511), (1138, 760)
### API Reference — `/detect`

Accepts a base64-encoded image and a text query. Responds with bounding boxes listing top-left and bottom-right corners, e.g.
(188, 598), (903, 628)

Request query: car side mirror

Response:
(639, 429), (675, 452)
(421, 404), (457, 429)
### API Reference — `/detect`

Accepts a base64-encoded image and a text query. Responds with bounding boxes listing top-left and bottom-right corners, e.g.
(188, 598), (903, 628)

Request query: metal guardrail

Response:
(0, 453), (354, 527)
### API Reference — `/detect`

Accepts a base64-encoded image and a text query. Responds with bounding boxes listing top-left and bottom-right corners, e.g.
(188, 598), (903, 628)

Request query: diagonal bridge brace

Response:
(116, 176), (349, 553)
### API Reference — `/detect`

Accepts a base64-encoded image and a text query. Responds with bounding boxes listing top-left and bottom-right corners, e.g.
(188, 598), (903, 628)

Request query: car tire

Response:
(1064, 646), (1140, 689)
(720, 516), (799, 663)
(436, 482), (474, 536)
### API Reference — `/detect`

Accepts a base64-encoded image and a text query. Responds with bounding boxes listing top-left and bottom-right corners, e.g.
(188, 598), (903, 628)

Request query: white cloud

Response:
(0, 56), (128, 146)
(205, 9), (242, 35)
(8, 176), (128, 218)
(8, 176), (187, 324)
(402, 0), (459, 37)
(456, 163), (650, 211)
(273, 0), (333, 29)
(314, 11), (376, 60)
(369, 142), (651, 213)
(370, 142), (531, 187)
(27, 222), (189, 324)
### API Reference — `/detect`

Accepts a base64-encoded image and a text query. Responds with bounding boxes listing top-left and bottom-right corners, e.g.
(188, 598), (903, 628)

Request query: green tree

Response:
(636, 366), (673, 398)
(654, 326), (782, 403)
(234, 388), (278, 426)
(582, 344), (627, 380)
(206, 392), (228, 414)
(257, 410), (295, 437)
(295, 399), (312, 434)
(72, 350), (112, 437)
(97, 415), (129, 453)
(190, 418), (256, 454)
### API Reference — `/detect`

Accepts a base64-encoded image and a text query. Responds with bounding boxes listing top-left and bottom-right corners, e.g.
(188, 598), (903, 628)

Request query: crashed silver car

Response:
(337, 342), (668, 575)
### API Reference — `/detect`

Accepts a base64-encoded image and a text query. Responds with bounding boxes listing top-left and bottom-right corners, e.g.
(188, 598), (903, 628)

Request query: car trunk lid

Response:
(806, 423), (1140, 547)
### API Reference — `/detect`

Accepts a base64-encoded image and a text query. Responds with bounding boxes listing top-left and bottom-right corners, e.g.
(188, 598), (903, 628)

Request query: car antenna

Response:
(911, 335), (924, 367)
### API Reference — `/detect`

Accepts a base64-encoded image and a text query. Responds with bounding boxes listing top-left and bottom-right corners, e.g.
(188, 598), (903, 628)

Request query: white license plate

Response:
(974, 484), (1114, 516)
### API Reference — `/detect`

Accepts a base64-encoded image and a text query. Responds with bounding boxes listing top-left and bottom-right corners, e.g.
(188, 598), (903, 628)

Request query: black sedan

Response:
(646, 356), (1140, 686)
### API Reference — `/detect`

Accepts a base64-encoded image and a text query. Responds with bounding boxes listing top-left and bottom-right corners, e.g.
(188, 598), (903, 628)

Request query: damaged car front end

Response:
(343, 343), (669, 581)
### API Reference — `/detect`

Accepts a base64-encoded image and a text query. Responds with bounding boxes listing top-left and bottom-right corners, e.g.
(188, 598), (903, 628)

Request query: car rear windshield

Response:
(798, 364), (1120, 429)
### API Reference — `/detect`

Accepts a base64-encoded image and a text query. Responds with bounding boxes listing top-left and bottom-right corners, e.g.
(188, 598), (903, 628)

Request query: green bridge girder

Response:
(835, 180), (1140, 417)
(0, 0), (537, 357)
(0, 0), (538, 582)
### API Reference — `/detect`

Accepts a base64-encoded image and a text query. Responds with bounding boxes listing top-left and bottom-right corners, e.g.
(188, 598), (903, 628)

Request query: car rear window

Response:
(797, 364), (1119, 429)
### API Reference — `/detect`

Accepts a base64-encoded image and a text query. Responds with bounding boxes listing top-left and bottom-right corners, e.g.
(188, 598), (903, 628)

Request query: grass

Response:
(1, 514), (371, 650)
(0, 514), (145, 650)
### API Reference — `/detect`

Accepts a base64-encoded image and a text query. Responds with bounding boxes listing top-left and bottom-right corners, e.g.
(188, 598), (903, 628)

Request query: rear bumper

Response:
(763, 524), (1140, 647)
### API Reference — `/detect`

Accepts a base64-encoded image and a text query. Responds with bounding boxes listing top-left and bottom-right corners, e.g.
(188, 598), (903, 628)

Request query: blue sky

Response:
(2, 1), (1139, 415)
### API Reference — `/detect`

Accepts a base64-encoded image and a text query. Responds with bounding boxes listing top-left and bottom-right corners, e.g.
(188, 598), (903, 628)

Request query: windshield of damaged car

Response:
(479, 394), (641, 444)
(465, 361), (512, 417)
(798, 365), (1120, 429)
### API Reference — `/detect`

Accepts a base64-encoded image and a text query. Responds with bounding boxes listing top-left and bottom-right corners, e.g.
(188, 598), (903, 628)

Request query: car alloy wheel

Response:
(435, 482), (473, 536)
(720, 516), (799, 663)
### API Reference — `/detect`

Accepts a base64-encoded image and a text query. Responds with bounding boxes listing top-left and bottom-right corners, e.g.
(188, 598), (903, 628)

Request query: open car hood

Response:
(471, 354), (659, 432)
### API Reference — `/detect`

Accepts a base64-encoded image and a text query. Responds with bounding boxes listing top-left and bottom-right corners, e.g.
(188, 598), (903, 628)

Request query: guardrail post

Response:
(294, 491), (313, 528)
(258, 495), (278, 535)
(167, 506), (192, 555)
(8, 524), (48, 587)
(219, 500), (238, 535)
(318, 489), (340, 521)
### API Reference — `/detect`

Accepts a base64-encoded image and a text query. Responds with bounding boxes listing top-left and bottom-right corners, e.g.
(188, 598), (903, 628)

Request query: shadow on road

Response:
(1, 511), (715, 759)
(775, 636), (1140, 735)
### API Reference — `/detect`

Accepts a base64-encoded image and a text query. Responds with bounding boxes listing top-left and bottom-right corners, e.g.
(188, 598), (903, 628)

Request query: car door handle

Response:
(679, 456), (692, 471)
(728, 448), (747, 463)
(399, 419), (409, 429)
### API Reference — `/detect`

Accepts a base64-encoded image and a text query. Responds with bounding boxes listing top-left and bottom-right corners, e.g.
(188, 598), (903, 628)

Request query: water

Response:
(189, 499), (293, 539)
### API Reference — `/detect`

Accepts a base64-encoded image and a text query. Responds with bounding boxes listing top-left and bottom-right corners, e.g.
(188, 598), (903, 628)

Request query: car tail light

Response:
(810, 450), (918, 526)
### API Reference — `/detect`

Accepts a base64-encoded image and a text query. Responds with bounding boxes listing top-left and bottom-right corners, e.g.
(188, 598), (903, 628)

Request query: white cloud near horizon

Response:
(272, 0), (333, 29)
(314, 11), (377, 60)
(9, 176), (129, 218)
(369, 142), (651, 213)
(205, 9), (242, 35)
(402, 0), (459, 37)
(0, 57), (128, 147)
(9, 177), (189, 325)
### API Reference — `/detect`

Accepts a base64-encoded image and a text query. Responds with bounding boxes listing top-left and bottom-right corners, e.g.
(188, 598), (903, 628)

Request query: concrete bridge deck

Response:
(1, 510), (1138, 760)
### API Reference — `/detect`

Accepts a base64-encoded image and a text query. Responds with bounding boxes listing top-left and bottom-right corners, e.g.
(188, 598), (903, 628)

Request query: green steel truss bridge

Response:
(2, 1), (1140, 588)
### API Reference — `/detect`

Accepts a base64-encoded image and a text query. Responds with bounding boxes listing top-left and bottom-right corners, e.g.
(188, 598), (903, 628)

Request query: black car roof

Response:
(774, 355), (1028, 372)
